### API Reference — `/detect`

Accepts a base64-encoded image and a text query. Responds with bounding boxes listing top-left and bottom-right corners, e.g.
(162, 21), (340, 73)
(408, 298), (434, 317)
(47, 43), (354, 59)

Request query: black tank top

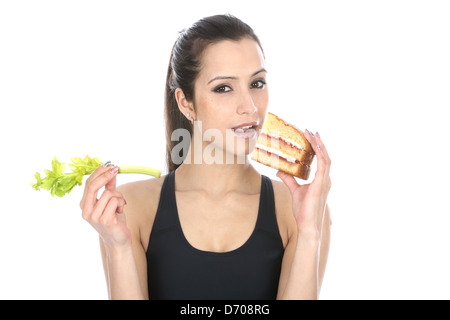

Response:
(146, 171), (284, 300)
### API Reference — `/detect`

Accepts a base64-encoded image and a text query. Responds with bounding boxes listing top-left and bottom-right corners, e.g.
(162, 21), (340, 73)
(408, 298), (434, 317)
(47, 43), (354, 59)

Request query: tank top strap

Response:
(257, 175), (281, 238)
(152, 172), (280, 238)
(151, 170), (178, 233)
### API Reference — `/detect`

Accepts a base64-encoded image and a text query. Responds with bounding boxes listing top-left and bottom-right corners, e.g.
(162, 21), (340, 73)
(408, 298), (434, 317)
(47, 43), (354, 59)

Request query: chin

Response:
(228, 137), (258, 162)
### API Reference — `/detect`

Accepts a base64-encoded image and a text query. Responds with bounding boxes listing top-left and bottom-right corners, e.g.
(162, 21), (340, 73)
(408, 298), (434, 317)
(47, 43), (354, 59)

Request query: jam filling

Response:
(259, 132), (312, 154)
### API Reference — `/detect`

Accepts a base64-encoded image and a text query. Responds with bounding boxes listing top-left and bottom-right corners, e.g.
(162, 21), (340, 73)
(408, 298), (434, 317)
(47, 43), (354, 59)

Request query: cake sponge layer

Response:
(261, 113), (315, 155)
(252, 148), (311, 180)
(257, 132), (314, 166)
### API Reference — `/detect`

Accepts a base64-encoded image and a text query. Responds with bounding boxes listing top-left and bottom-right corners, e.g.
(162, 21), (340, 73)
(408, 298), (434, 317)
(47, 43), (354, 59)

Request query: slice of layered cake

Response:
(251, 112), (315, 180)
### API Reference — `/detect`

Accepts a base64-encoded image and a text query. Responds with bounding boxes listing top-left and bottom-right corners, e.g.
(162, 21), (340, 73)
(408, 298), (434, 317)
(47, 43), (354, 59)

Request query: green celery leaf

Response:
(32, 155), (103, 197)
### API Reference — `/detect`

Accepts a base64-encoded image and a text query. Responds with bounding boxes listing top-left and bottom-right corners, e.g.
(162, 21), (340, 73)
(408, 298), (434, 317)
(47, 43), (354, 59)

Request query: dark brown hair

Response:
(164, 14), (263, 172)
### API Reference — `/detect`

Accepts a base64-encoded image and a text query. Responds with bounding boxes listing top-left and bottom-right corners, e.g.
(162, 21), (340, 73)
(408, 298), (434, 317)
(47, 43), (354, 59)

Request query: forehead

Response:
(199, 38), (265, 80)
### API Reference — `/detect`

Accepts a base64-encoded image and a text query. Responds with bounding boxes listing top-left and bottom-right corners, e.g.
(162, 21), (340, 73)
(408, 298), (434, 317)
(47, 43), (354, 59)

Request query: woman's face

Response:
(193, 37), (269, 161)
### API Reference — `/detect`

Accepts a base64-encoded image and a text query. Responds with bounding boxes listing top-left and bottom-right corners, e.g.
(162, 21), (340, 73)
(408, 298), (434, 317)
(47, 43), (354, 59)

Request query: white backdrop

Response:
(1, 0), (449, 299)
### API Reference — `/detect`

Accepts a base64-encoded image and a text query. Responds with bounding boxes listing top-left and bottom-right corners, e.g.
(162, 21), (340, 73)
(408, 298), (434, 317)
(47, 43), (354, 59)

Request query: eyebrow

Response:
(207, 68), (267, 85)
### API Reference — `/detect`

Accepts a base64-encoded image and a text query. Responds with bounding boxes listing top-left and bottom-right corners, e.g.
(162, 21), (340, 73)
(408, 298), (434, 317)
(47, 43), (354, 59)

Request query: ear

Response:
(175, 88), (195, 120)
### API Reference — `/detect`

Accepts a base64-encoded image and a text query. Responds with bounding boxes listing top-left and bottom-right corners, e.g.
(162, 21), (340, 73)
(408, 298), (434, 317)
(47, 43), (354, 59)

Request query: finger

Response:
(304, 129), (323, 157)
(104, 168), (117, 192)
(315, 133), (332, 192)
(98, 190), (125, 211)
(83, 165), (120, 211)
(305, 129), (327, 178)
(315, 132), (331, 178)
(100, 196), (127, 226)
(315, 132), (330, 166)
(91, 189), (126, 222)
(80, 162), (112, 209)
(276, 171), (299, 195)
(90, 161), (113, 181)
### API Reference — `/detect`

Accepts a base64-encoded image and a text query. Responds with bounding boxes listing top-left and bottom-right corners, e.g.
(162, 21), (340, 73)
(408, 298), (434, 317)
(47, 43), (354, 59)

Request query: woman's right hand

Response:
(80, 163), (131, 250)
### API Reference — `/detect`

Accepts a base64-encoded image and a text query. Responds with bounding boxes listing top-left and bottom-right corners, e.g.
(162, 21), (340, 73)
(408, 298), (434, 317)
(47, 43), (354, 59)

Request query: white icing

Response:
(260, 130), (305, 151)
(256, 144), (298, 164)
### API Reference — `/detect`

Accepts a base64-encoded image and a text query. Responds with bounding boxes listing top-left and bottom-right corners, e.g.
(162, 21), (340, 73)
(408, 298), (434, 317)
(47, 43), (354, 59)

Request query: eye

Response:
(251, 80), (266, 89)
(214, 85), (232, 93)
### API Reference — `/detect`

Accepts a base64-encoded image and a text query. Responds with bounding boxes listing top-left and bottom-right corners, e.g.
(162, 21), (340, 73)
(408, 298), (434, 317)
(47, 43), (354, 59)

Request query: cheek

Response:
(195, 94), (234, 126)
(254, 90), (269, 112)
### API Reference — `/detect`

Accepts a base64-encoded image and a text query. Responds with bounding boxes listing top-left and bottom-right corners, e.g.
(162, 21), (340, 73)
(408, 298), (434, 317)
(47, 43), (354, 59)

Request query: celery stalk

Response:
(118, 166), (161, 177)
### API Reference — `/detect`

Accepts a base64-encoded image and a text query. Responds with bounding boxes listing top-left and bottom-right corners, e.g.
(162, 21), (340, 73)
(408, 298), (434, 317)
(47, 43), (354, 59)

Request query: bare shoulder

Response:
(116, 175), (166, 250)
(117, 175), (165, 209)
(270, 178), (297, 248)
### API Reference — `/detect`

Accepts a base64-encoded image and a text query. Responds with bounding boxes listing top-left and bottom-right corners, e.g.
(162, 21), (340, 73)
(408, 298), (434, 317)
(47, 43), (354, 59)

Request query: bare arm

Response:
(100, 183), (150, 300)
(100, 240), (146, 300)
(80, 164), (148, 300)
(276, 130), (332, 300)
(277, 205), (331, 299)
(318, 206), (331, 292)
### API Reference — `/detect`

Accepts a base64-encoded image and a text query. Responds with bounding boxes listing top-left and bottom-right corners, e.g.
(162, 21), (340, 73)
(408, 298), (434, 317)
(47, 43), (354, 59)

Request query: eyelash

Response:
(251, 79), (266, 89)
(214, 79), (266, 93)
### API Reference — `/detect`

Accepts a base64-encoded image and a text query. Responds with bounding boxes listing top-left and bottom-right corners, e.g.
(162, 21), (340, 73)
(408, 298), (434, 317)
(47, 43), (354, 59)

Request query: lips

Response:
(232, 122), (258, 131)
(231, 122), (259, 139)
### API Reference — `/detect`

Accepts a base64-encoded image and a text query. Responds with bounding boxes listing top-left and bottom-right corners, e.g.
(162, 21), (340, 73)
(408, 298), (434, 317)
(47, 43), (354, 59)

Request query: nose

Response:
(237, 90), (257, 115)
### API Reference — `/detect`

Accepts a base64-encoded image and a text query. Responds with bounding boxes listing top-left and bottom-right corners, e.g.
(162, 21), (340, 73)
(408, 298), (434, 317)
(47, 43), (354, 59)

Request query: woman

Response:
(80, 14), (331, 300)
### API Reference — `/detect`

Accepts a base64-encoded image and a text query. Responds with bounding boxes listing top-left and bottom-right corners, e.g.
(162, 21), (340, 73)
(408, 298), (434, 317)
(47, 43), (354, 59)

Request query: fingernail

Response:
(103, 161), (112, 167)
(309, 130), (315, 137)
(110, 165), (119, 174)
(316, 132), (321, 139)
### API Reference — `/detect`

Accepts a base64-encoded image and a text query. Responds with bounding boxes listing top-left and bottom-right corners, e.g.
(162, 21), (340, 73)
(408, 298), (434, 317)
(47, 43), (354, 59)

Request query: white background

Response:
(1, 0), (449, 299)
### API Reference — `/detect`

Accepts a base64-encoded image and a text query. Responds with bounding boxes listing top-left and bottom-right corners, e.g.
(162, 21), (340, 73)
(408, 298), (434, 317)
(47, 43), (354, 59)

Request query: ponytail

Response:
(164, 46), (193, 173)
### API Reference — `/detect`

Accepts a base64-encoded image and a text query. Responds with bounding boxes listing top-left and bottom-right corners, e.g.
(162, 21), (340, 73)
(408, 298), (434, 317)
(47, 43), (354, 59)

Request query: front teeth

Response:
(234, 125), (253, 130)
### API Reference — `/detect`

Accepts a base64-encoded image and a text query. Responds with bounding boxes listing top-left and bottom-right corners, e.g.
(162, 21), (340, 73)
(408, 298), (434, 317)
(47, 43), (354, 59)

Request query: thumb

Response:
(104, 167), (117, 191)
(276, 171), (299, 195)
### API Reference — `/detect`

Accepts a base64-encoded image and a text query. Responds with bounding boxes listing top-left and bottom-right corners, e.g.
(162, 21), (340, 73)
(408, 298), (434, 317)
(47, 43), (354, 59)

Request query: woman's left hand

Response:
(277, 130), (331, 239)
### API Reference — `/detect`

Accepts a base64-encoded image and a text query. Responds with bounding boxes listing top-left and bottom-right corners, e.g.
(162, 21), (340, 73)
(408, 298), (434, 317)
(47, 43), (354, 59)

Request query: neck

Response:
(174, 130), (260, 195)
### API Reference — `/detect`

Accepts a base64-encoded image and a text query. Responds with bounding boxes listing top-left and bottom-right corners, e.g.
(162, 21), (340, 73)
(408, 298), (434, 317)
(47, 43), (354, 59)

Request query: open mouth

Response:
(232, 124), (256, 133)
(231, 123), (258, 139)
